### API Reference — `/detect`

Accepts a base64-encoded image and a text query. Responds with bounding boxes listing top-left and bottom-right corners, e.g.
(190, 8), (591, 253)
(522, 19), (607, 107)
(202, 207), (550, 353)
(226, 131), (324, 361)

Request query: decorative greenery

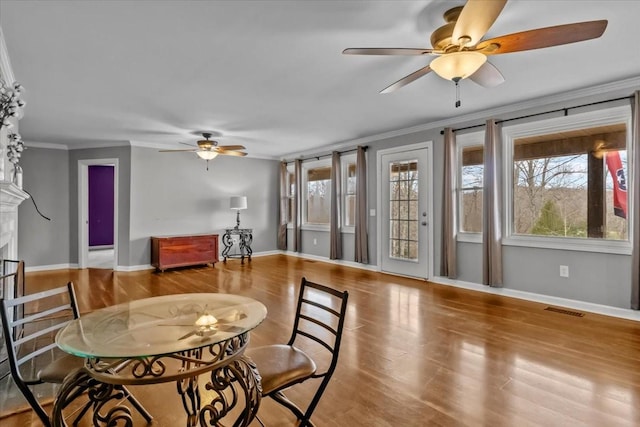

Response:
(0, 78), (25, 129)
(7, 132), (25, 164)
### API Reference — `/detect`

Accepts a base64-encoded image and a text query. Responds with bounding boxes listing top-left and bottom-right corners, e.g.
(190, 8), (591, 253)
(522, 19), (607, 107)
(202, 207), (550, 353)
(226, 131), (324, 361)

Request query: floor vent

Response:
(544, 306), (585, 317)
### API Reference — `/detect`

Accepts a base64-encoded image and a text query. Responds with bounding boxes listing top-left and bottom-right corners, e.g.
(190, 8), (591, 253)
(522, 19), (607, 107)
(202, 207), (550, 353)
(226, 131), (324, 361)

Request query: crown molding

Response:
(25, 141), (69, 150)
(282, 75), (640, 160)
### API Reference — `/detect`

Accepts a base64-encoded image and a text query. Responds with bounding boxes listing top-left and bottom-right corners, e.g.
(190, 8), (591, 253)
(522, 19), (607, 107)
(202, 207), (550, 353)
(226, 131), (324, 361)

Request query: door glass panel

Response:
(389, 160), (419, 261)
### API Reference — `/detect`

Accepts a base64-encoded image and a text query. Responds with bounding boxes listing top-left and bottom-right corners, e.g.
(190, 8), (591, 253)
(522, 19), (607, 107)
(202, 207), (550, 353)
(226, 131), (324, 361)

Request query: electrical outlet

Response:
(559, 265), (569, 278)
(313, 238), (317, 245)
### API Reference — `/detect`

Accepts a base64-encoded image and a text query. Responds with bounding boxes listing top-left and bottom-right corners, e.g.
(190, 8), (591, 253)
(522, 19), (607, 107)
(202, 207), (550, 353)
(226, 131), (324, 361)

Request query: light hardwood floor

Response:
(2, 254), (640, 426)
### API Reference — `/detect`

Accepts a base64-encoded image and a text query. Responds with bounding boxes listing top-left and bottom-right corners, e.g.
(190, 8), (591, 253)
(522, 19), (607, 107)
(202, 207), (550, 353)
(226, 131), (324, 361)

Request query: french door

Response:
(379, 145), (431, 279)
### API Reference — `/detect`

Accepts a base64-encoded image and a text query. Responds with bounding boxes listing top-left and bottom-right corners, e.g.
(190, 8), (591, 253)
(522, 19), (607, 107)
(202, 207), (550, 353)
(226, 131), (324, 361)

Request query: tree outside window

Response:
(512, 123), (628, 241)
(306, 166), (331, 224)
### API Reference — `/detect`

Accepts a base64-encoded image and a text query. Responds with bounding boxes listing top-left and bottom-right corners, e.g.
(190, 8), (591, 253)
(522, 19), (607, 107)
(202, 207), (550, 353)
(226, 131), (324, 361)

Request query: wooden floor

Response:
(3, 254), (640, 426)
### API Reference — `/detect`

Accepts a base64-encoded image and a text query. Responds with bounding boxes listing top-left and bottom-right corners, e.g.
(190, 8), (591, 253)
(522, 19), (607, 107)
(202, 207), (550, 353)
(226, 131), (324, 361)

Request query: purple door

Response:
(88, 165), (115, 247)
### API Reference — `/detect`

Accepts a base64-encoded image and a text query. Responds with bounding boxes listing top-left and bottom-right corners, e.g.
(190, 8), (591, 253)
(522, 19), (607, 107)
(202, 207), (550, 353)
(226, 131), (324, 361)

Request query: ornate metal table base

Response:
(222, 228), (253, 264)
(52, 334), (262, 426)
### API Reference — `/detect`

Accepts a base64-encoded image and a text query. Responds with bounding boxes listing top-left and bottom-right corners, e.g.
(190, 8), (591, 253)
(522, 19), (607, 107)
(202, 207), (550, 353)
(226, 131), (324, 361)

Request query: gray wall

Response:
(17, 147), (70, 266)
(129, 146), (279, 266)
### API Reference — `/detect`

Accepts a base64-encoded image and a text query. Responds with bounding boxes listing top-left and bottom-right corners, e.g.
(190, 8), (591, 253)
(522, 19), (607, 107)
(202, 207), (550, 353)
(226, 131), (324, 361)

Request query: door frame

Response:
(376, 141), (434, 279)
(78, 158), (119, 269)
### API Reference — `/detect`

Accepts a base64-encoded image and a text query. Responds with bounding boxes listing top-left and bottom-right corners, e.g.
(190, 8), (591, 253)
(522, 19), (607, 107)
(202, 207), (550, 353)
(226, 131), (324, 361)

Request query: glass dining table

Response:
(52, 293), (267, 427)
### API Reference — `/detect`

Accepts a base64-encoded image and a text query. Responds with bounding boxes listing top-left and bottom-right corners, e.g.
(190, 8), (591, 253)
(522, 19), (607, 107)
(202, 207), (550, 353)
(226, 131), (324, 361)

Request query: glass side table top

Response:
(56, 293), (267, 359)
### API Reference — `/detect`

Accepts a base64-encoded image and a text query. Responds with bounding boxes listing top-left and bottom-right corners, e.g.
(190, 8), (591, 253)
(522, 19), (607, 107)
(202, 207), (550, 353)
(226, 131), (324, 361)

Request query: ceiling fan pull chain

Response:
(453, 77), (462, 108)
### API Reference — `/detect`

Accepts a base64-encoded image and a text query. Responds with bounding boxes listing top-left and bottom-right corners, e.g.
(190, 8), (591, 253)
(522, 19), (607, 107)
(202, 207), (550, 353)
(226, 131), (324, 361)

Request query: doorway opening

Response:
(78, 159), (118, 270)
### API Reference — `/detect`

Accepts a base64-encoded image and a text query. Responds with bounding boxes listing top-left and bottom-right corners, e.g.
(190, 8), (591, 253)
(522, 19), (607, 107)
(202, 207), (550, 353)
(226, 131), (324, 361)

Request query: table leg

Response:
(198, 356), (262, 427)
(51, 368), (138, 427)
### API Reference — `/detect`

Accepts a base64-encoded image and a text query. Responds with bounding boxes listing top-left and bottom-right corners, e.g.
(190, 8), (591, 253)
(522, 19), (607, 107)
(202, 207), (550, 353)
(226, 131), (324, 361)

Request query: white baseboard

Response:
(281, 250), (379, 272)
(431, 276), (640, 322)
(115, 264), (155, 272)
(25, 263), (78, 272)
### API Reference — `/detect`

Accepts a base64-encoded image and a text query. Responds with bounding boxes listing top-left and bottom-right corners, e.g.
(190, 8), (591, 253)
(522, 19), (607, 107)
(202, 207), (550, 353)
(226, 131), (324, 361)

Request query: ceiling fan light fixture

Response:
(196, 151), (218, 160)
(430, 51), (487, 81)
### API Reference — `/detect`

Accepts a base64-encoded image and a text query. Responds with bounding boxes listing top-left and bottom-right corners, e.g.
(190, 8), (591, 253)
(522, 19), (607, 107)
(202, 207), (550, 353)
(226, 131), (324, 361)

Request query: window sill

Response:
(503, 235), (632, 255)
(301, 224), (330, 232)
(457, 232), (482, 244)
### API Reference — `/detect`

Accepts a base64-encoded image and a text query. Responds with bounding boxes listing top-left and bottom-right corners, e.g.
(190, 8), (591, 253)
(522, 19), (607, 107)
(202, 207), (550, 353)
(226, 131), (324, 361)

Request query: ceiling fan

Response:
(160, 132), (247, 169)
(343, 0), (607, 107)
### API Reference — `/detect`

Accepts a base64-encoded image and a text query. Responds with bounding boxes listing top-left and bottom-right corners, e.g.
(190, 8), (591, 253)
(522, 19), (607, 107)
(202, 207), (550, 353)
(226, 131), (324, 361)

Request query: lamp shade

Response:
(230, 196), (247, 210)
(430, 51), (487, 81)
(196, 151), (218, 160)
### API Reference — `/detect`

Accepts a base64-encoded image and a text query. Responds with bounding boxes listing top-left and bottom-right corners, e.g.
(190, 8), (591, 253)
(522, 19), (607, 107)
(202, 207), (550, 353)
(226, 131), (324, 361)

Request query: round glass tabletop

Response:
(56, 293), (267, 358)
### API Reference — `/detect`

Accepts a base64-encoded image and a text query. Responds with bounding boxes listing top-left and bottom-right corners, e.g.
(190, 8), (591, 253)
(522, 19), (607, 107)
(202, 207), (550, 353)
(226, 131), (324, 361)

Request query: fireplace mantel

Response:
(0, 179), (29, 259)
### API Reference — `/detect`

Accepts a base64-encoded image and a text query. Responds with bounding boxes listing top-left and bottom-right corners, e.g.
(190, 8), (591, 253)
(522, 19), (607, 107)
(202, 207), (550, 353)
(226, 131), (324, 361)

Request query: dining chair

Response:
(0, 281), (152, 426)
(246, 277), (349, 427)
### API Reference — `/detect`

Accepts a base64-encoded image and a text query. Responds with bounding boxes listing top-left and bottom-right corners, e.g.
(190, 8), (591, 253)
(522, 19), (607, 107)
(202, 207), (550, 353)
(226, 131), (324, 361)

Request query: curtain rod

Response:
(439, 95), (633, 135)
(283, 145), (368, 164)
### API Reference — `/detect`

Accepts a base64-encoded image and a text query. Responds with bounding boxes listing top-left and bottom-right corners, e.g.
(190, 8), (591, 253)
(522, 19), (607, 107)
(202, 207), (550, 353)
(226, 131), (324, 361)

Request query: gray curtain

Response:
(482, 119), (503, 286)
(440, 128), (457, 278)
(632, 91), (640, 309)
(277, 161), (288, 250)
(293, 159), (302, 252)
(354, 146), (369, 263)
(330, 151), (342, 259)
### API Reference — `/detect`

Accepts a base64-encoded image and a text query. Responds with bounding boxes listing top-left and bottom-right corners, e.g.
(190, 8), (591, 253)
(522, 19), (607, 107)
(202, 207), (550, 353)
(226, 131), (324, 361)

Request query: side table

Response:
(222, 228), (253, 263)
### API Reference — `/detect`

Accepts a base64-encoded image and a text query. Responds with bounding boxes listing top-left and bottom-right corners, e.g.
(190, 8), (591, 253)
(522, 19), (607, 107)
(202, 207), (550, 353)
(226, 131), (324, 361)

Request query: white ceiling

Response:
(2, 0), (639, 159)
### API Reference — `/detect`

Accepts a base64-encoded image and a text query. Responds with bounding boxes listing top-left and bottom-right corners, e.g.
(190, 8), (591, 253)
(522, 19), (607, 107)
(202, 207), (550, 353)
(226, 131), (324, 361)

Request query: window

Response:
(303, 160), (331, 227)
(389, 160), (419, 260)
(342, 154), (357, 230)
(504, 106), (631, 252)
(457, 132), (484, 237)
(286, 165), (295, 226)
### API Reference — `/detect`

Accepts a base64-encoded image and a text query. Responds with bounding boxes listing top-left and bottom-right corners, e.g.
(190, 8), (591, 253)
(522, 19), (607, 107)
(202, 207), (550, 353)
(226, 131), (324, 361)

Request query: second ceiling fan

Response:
(343, 0), (607, 106)
(160, 132), (247, 170)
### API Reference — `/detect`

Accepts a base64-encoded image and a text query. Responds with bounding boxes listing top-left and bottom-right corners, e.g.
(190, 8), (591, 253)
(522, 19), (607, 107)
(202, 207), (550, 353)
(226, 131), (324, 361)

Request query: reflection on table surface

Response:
(56, 293), (267, 359)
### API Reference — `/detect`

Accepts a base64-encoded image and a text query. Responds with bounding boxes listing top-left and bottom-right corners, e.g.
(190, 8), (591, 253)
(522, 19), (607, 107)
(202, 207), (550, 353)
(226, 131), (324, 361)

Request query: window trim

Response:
(301, 158), (332, 231)
(502, 105), (633, 254)
(341, 153), (356, 234)
(286, 163), (295, 230)
(457, 131), (484, 243)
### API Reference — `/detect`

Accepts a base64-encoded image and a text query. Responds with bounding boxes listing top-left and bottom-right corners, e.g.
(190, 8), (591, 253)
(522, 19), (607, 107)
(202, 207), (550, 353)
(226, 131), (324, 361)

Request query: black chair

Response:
(0, 281), (152, 426)
(246, 277), (349, 427)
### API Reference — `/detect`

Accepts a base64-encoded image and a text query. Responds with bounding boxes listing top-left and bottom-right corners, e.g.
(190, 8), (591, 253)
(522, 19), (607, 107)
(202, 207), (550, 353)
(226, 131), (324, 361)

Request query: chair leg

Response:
(120, 385), (154, 423)
(15, 381), (51, 427)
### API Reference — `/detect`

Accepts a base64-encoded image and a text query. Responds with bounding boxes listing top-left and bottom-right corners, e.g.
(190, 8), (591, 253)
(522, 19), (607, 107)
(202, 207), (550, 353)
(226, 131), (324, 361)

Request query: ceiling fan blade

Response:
(469, 61), (505, 87)
(159, 149), (198, 152)
(343, 48), (434, 56)
(380, 65), (432, 94)
(214, 148), (247, 157)
(476, 20), (608, 55)
(452, 0), (507, 47)
(217, 145), (246, 151)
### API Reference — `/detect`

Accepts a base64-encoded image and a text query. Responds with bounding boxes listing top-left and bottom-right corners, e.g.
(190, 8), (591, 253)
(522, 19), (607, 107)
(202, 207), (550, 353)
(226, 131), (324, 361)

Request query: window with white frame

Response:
(342, 154), (357, 230)
(504, 106), (631, 251)
(286, 164), (295, 226)
(457, 132), (484, 236)
(303, 160), (331, 227)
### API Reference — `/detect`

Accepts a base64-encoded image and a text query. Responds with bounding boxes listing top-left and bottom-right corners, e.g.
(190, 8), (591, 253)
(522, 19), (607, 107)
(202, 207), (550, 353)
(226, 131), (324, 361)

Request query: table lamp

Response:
(230, 196), (247, 229)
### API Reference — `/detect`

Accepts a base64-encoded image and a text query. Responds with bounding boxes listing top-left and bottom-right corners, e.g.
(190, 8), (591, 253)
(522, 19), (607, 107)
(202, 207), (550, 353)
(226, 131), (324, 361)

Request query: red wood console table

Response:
(150, 234), (219, 272)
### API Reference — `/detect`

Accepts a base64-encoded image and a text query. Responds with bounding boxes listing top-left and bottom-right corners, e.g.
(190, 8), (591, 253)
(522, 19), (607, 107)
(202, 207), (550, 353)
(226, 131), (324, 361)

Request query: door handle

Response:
(421, 221), (427, 226)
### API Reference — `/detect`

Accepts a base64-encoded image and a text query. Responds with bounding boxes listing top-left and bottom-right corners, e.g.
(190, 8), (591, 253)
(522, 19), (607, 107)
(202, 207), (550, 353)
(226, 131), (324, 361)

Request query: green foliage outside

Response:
(531, 199), (586, 237)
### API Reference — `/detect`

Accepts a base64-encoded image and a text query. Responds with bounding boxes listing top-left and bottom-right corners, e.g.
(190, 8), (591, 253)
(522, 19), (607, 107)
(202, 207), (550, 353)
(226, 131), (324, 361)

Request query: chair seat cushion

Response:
(246, 344), (316, 395)
(38, 353), (84, 383)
